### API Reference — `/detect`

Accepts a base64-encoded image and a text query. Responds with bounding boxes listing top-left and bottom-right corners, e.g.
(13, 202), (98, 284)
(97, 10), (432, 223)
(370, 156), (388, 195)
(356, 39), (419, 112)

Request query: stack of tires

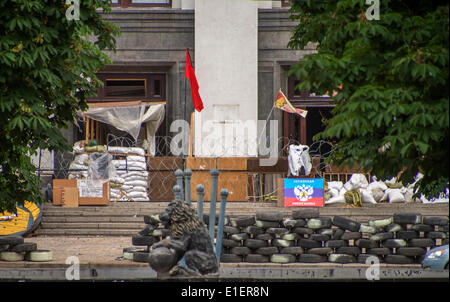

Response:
(219, 211), (449, 265)
(124, 214), (169, 263)
(0, 236), (52, 262)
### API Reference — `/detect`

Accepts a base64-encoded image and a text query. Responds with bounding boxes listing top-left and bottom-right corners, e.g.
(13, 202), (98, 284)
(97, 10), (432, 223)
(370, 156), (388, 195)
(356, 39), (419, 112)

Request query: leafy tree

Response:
(288, 0), (449, 197)
(0, 0), (120, 213)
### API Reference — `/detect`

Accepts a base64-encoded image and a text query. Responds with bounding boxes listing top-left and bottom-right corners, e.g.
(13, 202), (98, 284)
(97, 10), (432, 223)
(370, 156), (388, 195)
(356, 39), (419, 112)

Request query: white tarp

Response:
(80, 104), (165, 156)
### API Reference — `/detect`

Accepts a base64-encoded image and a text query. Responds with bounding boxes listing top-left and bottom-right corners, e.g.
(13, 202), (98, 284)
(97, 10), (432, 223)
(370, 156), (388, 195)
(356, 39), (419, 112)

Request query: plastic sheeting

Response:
(288, 144), (312, 176)
(81, 104), (165, 155)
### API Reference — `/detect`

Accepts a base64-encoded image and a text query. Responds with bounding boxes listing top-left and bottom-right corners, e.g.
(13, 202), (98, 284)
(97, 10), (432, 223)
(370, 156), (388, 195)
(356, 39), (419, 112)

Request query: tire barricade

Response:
(126, 209), (449, 265)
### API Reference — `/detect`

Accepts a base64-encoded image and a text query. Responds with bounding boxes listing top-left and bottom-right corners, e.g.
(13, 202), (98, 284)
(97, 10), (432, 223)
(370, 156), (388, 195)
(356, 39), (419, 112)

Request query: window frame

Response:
(91, 73), (166, 103)
(110, 0), (172, 8)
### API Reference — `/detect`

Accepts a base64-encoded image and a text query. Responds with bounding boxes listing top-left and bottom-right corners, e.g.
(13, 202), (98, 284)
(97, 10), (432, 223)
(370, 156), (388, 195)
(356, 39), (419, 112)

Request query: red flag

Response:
(185, 48), (204, 112)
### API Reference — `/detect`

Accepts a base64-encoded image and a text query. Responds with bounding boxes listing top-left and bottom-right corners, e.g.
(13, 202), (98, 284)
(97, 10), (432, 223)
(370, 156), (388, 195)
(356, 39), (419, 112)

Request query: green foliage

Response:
(0, 0), (120, 213)
(288, 0), (449, 198)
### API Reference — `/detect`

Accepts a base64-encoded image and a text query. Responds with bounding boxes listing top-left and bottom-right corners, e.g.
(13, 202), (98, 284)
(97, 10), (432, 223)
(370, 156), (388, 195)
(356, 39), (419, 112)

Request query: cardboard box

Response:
(52, 179), (109, 206)
(61, 187), (79, 208)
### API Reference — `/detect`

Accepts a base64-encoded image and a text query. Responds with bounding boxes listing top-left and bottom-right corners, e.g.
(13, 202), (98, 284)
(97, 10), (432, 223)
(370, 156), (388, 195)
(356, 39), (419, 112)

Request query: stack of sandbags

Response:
(0, 236), (52, 262)
(67, 153), (89, 179)
(109, 147), (149, 202)
(323, 173), (446, 205)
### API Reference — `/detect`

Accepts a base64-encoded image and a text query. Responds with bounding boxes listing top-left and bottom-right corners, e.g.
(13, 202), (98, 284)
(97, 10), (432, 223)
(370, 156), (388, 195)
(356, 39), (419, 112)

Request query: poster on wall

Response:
(284, 178), (324, 207)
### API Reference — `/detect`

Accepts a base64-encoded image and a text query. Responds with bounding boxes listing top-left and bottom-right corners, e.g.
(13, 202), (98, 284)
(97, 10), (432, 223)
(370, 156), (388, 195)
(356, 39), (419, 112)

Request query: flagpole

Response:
(257, 105), (275, 150)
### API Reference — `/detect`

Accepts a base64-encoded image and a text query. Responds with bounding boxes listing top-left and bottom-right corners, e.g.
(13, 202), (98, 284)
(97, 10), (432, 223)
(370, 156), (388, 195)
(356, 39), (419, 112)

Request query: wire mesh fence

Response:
(35, 135), (346, 202)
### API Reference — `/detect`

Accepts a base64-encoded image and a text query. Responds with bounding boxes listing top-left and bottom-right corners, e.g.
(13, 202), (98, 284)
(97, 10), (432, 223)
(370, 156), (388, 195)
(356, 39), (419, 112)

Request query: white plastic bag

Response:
(385, 188), (405, 203)
(325, 195), (346, 204)
(361, 188), (377, 204)
(368, 181), (388, 191)
(288, 144), (312, 176)
(328, 181), (344, 191)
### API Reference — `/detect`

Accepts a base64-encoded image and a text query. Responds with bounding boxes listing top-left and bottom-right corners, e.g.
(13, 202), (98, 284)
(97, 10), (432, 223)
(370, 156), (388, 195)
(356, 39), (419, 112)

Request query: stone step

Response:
(41, 216), (145, 223)
(36, 228), (140, 236)
(40, 222), (146, 230)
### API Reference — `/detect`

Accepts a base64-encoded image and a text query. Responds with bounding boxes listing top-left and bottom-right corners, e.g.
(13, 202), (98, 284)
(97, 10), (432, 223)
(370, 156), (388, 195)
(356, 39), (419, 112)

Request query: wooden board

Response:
(277, 177), (284, 207)
(147, 157), (182, 171)
(186, 157), (217, 170)
(189, 171), (247, 202)
(62, 187), (79, 208)
(217, 157), (247, 171)
(247, 157), (288, 173)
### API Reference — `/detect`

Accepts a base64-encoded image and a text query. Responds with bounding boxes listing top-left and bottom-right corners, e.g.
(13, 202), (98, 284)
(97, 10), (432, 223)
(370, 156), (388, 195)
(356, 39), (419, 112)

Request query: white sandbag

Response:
(339, 188), (347, 196)
(343, 181), (354, 191)
(127, 155), (145, 163)
(108, 146), (130, 154)
(325, 195), (346, 204)
(73, 154), (89, 166)
(133, 197), (150, 202)
(329, 188), (339, 198)
(124, 171), (148, 178)
(128, 147), (145, 156)
(127, 191), (148, 199)
(360, 189), (377, 204)
(328, 181), (343, 191)
(371, 188), (385, 202)
(348, 173), (369, 189)
(127, 161), (146, 170)
(110, 176), (125, 185)
(126, 180), (148, 187)
(124, 175), (146, 182)
(69, 162), (88, 171)
(73, 141), (85, 153)
(385, 188), (405, 203)
(367, 181), (388, 191)
(112, 160), (126, 168)
(132, 186), (147, 193)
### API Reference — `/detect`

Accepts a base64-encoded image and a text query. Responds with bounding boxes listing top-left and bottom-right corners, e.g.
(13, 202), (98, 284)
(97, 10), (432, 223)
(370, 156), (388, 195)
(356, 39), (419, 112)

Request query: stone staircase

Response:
(35, 202), (449, 236)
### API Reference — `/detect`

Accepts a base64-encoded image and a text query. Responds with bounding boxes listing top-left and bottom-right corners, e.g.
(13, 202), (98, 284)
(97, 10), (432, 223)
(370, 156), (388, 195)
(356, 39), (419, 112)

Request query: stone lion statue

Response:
(148, 200), (218, 276)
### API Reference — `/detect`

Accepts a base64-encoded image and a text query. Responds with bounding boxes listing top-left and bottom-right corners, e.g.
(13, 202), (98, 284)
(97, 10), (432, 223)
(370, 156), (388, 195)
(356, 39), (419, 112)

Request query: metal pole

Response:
(184, 168), (192, 206)
(208, 168), (219, 247)
(175, 169), (184, 201)
(196, 184), (204, 221)
(173, 185), (182, 201)
(216, 188), (228, 264)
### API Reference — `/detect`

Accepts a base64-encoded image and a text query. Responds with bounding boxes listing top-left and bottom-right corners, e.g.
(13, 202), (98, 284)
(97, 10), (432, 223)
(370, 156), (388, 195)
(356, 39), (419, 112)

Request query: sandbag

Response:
(371, 188), (385, 202)
(345, 174), (369, 190)
(367, 181), (388, 191)
(360, 189), (377, 204)
(73, 154), (89, 166)
(325, 195), (346, 204)
(108, 146), (130, 154)
(328, 181), (343, 191)
(127, 155), (146, 163)
(128, 147), (145, 156)
(385, 188), (405, 203)
(126, 180), (148, 187)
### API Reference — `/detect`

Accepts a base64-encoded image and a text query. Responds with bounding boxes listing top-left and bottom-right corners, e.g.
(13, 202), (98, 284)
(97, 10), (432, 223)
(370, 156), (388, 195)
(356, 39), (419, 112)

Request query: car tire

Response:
(298, 239), (322, 249)
(298, 254), (326, 263)
(25, 250), (53, 262)
(328, 254), (356, 264)
(230, 216), (256, 228)
(9, 243), (37, 253)
(255, 233), (273, 241)
(231, 246), (251, 256)
(270, 254), (296, 263)
(255, 246), (279, 256)
(306, 247), (333, 255)
(280, 246), (304, 255)
(336, 246), (361, 255)
(358, 254), (382, 264)
(355, 239), (379, 249)
(0, 251), (25, 261)
(395, 231), (419, 240)
(393, 213), (422, 225)
(396, 247), (426, 257)
(367, 247), (392, 256)
(423, 217), (449, 226)
(331, 228), (345, 240)
(385, 255), (413, 264)
(426, 232), (447, 239)
(325, 240), (346, 249)
(223, 226), (241, 235)
(220, 254), (242, 263)
(409, 238), (435, 248)
(243, 226), (263, 236)
(266, 228), (289, 236)
(272, 239), (293, 248)
(292, 209), (320, 219)
(230, 233), (249, 241)
(370, 232), (394, 241)
(255, 220), (280, 229)
(0, 236), (24, 246)
(332, 216), (361, 232)
(382, 239), (407, 248)
(222, 239), (241, 248)
(132, 235), (156, 246)
(256, 211), (284, 222)
(341, 232), (362, 240)
(245, 254), (269, 263)
(293, 227), (314, 235)
(309, 234), (330, 242)
(133, 251), (150, 263)
(244, 239), (267, 249)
